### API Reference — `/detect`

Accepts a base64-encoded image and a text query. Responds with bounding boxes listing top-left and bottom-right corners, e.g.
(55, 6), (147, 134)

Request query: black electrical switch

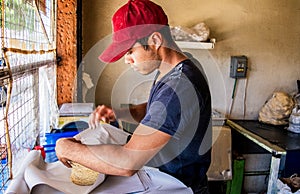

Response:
(230, 56), (248, 78)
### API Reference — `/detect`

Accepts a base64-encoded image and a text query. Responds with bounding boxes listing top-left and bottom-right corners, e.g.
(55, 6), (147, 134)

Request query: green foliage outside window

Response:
(0, 0), (35, 31)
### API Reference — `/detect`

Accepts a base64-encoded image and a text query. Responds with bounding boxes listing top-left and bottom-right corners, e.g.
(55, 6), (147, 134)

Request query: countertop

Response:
(228, 120), (300, 151)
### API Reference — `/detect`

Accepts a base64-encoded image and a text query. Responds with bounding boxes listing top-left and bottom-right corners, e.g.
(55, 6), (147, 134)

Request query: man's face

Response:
(124, 42), (161, 75)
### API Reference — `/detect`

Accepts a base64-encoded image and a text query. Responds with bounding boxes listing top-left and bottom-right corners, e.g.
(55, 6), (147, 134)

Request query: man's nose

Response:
(124, 54), (133, 65)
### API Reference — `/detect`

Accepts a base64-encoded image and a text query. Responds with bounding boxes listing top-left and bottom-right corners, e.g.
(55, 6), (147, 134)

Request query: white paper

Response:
(74, 123), (129, 145)
(25, 160), (105, 194)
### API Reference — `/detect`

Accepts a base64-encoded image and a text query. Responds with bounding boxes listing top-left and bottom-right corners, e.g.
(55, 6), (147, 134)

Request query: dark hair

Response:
(135, 25), (173, 50)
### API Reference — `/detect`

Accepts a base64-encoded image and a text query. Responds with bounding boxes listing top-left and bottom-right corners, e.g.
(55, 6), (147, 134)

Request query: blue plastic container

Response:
(0, 159), (9, 192)
(43, 131), (79, 163)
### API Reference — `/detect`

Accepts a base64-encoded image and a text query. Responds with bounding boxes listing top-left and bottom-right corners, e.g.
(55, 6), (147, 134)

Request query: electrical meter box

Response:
(230, 56), (248, 78)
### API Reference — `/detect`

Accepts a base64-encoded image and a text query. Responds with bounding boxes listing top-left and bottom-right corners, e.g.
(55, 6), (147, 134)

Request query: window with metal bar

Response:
(0, 0), (57, 191)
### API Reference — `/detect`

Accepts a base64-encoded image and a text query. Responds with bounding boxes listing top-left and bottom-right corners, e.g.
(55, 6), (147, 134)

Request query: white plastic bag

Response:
(258, 92), (295, 125)
(171, 22), (210, 42)
(287, 94), (300, 133)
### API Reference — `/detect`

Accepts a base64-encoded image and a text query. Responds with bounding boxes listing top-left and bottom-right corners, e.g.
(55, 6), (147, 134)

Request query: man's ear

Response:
(148, 32), (162, 50)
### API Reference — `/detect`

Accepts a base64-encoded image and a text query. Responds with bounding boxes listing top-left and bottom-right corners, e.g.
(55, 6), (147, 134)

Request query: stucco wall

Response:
(81, 0), (300, 119)
(56, 0), (77, 105)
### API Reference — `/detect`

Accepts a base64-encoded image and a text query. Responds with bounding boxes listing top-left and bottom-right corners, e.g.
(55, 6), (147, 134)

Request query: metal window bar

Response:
(0, 0), (57, 192)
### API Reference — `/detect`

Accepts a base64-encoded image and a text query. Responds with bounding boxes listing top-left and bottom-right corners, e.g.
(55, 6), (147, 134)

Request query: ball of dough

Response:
(70, 161), (100, 186)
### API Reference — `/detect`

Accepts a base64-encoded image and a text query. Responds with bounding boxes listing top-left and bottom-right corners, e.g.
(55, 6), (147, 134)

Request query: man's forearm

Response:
(55, 137), (155, 176)
(55, 138), (134, 176)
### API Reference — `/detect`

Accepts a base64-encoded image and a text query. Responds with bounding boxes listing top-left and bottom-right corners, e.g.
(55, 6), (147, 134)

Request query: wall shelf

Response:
(175, 38), (216, 49)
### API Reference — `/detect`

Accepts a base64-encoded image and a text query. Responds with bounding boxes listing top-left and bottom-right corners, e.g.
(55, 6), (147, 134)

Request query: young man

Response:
(55, 0), (212, 193)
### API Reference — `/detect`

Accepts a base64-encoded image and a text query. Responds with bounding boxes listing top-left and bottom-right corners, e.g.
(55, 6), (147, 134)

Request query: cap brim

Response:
(99, 39), (136, 63)
(99, 24), (168, 63)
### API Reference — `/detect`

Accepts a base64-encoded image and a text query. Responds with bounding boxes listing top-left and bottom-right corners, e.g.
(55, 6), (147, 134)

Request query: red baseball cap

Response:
(99, 0), (169, 63)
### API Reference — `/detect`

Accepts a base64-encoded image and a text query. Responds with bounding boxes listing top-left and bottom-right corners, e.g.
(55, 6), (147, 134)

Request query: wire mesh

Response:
(0, 75), (10, 192)
(8, 74), (39, 164)
(0, 0), (57, 191)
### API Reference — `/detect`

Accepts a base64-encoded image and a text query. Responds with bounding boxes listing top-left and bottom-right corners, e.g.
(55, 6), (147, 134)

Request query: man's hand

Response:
(89, 105), (116, 129)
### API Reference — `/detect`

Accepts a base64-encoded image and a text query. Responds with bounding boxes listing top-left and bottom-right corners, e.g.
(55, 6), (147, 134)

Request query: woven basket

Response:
(70, 161), (100, 186)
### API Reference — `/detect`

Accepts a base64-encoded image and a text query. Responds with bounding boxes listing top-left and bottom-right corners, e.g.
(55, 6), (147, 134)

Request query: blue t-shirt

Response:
(141, 59), (212, 186)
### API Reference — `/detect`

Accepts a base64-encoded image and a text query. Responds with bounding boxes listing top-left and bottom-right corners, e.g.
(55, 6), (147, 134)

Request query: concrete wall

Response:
(81, 0), (300, 119)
